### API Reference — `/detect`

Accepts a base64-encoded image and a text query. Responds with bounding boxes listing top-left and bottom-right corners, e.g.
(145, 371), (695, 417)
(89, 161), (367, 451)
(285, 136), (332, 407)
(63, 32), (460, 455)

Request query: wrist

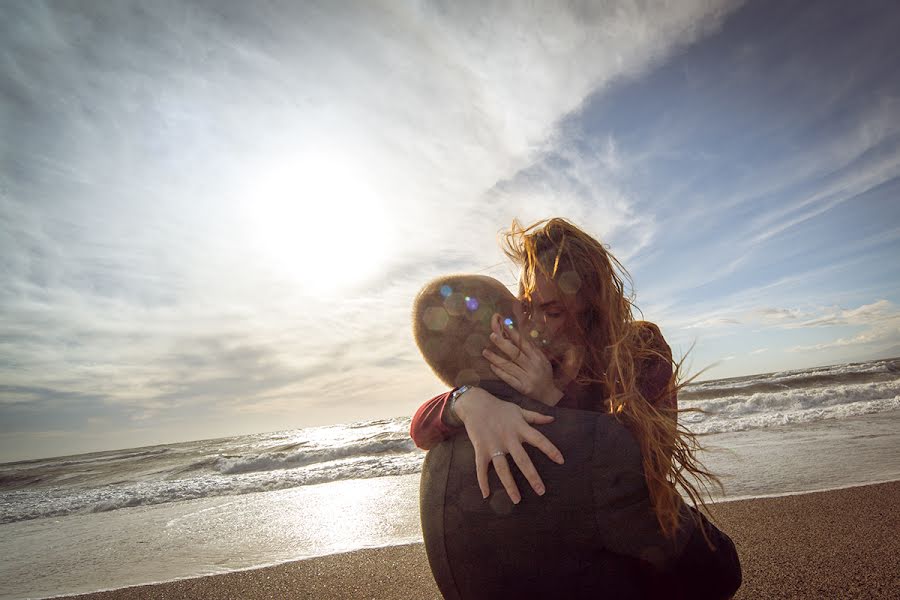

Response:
(452, 386), (488, 424)
(540, 386), (565, 406)
(444, 385), (472, 427)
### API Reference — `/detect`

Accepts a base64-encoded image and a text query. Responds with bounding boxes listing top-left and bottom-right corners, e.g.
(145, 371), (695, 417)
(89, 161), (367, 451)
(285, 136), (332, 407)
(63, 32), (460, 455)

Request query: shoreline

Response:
(710, 475), (900, 504)
(53, 479), (900, 600)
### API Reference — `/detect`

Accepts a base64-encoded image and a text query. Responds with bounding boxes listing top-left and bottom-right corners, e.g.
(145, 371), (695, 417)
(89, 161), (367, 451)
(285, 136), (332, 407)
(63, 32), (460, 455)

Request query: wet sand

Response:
(61, 480), (900, 599)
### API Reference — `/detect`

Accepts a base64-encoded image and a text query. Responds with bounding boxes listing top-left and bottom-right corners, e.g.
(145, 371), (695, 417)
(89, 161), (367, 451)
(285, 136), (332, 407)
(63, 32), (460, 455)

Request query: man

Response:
(413, 274), (741, 600)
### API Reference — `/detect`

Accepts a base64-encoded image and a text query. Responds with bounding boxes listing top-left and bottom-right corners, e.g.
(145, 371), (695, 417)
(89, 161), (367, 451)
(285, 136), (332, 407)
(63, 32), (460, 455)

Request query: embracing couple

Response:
(410, 218), (742, 599)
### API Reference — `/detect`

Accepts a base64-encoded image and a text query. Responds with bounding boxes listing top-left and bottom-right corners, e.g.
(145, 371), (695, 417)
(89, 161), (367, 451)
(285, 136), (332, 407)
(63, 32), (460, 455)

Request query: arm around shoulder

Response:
(409, 389), (462, 450)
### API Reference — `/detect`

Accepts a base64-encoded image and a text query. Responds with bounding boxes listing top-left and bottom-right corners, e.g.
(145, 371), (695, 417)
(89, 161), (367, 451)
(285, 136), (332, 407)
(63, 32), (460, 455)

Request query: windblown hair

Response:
(502, 218), (721, 539)
(413, 275), (519, 388)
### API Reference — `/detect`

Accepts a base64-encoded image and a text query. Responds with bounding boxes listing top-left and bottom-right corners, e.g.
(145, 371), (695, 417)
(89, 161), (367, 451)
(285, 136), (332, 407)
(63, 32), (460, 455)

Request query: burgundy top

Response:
(410, 321), (675, 450)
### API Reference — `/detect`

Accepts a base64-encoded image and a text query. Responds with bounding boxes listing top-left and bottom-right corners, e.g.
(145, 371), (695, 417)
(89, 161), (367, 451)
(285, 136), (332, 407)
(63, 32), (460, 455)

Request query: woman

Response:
(410, 217), (718, 540)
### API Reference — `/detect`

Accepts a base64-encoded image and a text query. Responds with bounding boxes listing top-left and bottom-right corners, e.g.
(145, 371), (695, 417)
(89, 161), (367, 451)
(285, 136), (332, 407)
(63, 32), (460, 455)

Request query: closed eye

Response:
(540, 302), (565, 319)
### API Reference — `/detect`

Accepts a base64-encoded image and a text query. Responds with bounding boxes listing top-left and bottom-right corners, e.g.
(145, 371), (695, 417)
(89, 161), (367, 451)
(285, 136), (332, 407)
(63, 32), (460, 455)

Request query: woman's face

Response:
(521, 272), (584, 356)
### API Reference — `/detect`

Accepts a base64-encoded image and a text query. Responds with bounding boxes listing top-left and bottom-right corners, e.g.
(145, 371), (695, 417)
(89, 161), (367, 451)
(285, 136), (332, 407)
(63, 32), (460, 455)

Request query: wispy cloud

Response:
(4, 1), (900, 460)
(788, 315), (900, 352)
(755, 308), (804, 323)
(684, 316), (742, 329)
(588, 1), (900, 305)
(749, 300), (897, 330)
(792, 300), (896, 328)
(749, 149), (900, 245)
(1, 1), (745, 457)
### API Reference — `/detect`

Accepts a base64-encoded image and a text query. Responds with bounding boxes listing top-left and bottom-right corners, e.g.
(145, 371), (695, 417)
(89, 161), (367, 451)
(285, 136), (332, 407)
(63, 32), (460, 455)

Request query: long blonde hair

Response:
(502, 217), (720, 538)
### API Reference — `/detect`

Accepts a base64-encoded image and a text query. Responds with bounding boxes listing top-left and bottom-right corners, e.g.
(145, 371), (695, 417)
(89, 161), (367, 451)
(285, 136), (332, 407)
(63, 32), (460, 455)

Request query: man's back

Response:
(419, 381), (693, 599)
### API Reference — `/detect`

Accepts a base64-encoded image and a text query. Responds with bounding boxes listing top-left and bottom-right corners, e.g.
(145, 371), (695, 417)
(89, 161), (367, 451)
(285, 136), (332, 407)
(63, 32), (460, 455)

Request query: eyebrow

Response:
(538, 301), (563, 309)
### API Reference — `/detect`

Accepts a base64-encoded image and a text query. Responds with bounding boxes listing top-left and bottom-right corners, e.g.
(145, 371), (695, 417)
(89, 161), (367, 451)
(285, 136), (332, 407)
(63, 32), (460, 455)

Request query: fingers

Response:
(483, 436), (556, 502)
(476, 452), (490, 499)
(501, 316), (540, 359)
(521, 426), (565, 465)
(489, 313), (531, 359)
(489, 330), (523, 361)
(491, 454), (522, 504)
(484, 349), (528, 383)
(466, 392), (558, 503)
(502, 318), (521, 344)
(490, 363), (524, 393)
(507, 444), (546, 496)
(521, 408), (554, 424)
(484, 337), (531, 396)
(489, 320), (542, 369)
(490, 313), (504, 336)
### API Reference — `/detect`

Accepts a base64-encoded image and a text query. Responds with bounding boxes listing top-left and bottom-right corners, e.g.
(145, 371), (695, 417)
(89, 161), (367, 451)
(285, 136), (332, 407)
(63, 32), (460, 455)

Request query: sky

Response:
(2, 0), (899, 461)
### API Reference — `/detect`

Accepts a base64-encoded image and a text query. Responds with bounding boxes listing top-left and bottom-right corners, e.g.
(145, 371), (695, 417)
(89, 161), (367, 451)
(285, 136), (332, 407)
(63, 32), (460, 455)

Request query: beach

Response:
(60, 480), (900, 600)
(4, 360), (898, 599)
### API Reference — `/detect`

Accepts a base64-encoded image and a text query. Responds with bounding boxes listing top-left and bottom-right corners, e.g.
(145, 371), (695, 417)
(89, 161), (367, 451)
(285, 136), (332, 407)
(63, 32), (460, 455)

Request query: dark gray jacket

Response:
(420, 381), (705, 600)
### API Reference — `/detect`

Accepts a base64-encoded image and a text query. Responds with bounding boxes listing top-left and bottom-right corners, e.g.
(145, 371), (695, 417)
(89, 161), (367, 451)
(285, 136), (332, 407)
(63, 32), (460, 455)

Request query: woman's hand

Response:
(483, 313), (565, 406)
(453, 387), (565, 504)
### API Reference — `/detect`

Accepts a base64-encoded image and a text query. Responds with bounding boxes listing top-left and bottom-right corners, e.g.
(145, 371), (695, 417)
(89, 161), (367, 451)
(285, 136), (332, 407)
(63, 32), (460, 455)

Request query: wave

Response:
(683, 358), (900, 400)
(212, 437), (417, 475)
(54, 447), (173, 468)
(0, 473), (46, 488)
(6, 357), (898, 524)
(683, 380), (900, 433)
(0, 452), (425, 525)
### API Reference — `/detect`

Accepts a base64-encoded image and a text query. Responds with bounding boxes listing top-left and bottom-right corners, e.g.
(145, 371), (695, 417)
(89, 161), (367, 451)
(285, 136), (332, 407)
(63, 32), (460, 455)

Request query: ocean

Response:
(2, 357), (899, 599)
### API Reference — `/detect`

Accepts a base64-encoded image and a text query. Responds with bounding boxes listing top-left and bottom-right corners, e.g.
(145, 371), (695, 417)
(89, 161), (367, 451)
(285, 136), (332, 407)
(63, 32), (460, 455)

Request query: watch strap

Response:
(446, 385), (471, 428)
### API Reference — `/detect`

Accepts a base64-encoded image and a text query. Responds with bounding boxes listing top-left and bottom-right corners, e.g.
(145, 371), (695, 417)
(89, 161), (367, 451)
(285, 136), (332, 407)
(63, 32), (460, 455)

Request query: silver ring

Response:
(490, 451), (505, 458)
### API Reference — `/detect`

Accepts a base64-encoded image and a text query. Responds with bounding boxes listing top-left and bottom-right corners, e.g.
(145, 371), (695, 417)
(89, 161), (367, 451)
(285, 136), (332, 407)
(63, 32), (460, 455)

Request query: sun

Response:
(242, 154), (391, 294)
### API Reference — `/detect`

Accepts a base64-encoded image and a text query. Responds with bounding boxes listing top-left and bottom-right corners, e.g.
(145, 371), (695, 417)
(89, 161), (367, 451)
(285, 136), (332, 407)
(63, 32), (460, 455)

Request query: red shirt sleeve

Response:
(409, 389), (464, 450)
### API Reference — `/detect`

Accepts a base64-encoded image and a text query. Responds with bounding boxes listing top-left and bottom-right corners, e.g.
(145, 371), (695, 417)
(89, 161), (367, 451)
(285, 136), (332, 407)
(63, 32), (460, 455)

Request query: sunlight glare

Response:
(245, 155), (390, 293)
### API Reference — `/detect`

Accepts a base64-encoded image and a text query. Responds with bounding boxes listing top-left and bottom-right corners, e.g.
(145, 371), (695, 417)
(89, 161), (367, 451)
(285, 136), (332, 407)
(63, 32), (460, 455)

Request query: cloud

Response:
(1, 0), (743, 452)
(719, 300), (897, 331)
(752, 300), (898, 331)
(755, 307), (804, 323)
(660, 297), (900, 359)
(486, 135), (660, 262)
(684, 316), (742, 329)
(667, 298), (900, 357)
(749, 148), (900, 245)
(597, 1), (900, 306)
(788, 315), (900, 352)
(793, 300), (896, 328)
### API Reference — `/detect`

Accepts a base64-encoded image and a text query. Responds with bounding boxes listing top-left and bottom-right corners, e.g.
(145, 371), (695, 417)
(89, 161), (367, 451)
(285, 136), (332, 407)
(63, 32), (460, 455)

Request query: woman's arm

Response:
(451, 388), (563, 503)
(409, 389), (460, 451)
(409, 386), (565, 502)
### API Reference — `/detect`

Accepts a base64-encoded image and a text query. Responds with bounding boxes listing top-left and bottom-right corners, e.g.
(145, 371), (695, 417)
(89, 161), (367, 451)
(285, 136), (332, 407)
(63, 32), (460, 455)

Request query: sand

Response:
(61, 480), (900, 600)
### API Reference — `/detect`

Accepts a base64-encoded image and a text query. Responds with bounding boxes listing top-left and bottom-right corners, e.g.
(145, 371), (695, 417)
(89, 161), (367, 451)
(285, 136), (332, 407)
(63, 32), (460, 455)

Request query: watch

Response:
(446, 385), (472, 428)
